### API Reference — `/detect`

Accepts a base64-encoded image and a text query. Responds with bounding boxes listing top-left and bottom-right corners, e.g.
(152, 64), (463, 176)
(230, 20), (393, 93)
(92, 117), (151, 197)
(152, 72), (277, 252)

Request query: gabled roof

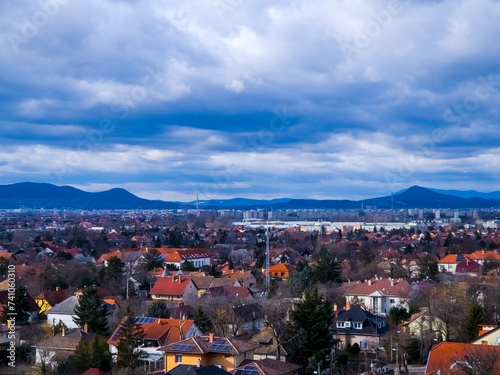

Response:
(36, 289), (73, 307)
(33, 328), (92, 350)
(269, 263), (294, 273)
(203, 286), (253, 300)
(160, 335), (259, 355)
(342, 277), (411, 298)
(108, 316), (196, 346)
(334, 305), (388, 336)
(150, 276), (197, 296)
(455, 260), (481, 273)
(47, 296), (79, 315)
(438, 254), (471, 265)
(232, 359), (302, 375)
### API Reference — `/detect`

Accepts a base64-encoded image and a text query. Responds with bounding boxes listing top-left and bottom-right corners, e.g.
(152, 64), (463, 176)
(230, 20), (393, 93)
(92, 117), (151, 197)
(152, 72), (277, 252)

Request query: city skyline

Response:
(1, 0), (500, 202)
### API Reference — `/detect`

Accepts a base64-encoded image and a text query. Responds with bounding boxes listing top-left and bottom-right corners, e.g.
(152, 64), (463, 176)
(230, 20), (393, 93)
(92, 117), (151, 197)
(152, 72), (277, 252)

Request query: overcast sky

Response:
(1, 0), (500, 202)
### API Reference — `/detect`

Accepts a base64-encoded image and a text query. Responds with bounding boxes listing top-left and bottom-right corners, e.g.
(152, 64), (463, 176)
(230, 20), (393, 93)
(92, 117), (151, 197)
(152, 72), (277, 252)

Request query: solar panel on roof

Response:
(457, 254), (465, 262)
(171, 344), (195, 351)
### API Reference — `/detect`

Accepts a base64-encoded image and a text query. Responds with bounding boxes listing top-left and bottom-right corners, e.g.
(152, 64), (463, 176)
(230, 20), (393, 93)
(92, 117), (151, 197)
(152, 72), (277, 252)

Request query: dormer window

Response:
(336, 322), (345, 328)
(353, 323), (362, 329)
(345, 322), (351, 328)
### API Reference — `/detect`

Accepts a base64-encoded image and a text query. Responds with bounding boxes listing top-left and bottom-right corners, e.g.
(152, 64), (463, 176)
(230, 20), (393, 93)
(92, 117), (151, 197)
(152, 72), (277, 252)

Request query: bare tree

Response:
(453, 346), (500, 375)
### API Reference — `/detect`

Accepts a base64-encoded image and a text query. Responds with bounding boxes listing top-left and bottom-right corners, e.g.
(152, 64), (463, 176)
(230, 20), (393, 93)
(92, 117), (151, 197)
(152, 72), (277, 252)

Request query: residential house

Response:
(150, 275), (199, 306)
(33, 326), (92, 365)
(108, 316), (202, 372)
(406, 310), (448, 342)
(342, 277), (411, 315)
(438, 254), (469, 274)
(35, 287), (73, 314)
(160, 249), (212, 269)
(160, 334), (260, 372)
(467, 250), (500, 266)
(333, 304), (388, 352)
(455, 259), (482, 277)
(167, 364), (232, 375)
(425, 342), (500, 374)
(472, 326), (500, 346)
(251, 325), (290, 362)
(201, 286), (253, 302)
(221, 270), (257, 290)
(232, 358), (302, 375)
(47, 295), (117, 329)
(266, 264), (294, 280)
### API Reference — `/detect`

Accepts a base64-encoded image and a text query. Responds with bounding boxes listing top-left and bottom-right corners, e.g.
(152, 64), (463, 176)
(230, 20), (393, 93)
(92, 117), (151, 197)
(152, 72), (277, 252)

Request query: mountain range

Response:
(0, 182), (500, 210)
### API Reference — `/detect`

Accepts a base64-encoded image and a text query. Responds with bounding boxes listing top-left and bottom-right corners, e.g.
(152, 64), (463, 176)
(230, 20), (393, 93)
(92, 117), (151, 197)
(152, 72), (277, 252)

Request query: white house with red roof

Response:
(438, 253), (482, 275)
(342, 277), (411, 315)
(159, 248), (212, 269)
(150, 275), (199, 306)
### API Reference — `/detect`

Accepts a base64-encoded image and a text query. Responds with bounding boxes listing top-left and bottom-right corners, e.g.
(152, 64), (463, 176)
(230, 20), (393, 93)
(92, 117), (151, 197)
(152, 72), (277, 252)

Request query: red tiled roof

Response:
(150, 276), (196, 296)
(455, 260), (481, 273)
(342, 277), (411, 298)
(81, 368), (111, 375)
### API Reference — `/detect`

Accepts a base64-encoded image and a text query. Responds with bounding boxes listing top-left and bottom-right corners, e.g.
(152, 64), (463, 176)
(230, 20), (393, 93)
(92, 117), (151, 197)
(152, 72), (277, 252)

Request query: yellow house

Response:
(160, 334), (259, 372)
(35, 288), (72, 314)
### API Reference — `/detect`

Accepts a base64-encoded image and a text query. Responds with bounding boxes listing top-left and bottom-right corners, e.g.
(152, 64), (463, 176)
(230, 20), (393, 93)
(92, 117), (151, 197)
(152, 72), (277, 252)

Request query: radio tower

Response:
(265, 220), (270, 297)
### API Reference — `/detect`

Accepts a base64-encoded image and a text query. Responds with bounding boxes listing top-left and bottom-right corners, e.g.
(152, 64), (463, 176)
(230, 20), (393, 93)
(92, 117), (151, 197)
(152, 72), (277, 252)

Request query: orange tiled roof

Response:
(426, 342), (500, 374)
(468, 250), (500, 261)
(108, 316), (194, 346)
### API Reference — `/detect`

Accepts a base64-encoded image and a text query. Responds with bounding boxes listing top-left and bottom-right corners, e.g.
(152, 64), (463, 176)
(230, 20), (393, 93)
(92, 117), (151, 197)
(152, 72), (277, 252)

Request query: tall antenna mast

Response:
(265, 220), (270, 297)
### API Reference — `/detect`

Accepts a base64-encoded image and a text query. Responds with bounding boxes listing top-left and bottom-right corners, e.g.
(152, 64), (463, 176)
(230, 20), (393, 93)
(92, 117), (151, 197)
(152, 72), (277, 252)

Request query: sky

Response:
(1, 0), (500, 202)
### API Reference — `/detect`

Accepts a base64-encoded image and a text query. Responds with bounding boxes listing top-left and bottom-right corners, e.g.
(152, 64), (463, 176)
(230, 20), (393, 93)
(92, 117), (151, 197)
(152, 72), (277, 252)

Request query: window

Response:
(345, 322), (351, 327)
(354, 323), (362, 329)
(336, 322), (345, 328)
(175, 354), (182, 363)
(390, 299), (395, 304)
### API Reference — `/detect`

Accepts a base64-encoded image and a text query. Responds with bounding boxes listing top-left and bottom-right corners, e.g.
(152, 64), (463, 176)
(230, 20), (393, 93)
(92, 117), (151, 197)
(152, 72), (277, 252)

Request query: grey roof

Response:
(334, 305), (388, 335)
(168, 365), (232, 375)
(47, 296), (79, 315)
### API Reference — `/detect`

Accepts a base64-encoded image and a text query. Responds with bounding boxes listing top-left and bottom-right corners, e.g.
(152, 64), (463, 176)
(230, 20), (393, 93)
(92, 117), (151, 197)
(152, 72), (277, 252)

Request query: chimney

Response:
(391, 278), (394, 287)
(333, 304), (338, 311)
(482, 341), (488, 346)
(361, 302), (365, 310)
(368, 279), (372, 286)
(346, 301), (351, 310)
(56, 286), (60, 292)
(197, 359), (201, 368)
(84, 324), (88, 334)
(179, 275), (182, 284)
(209, 333), (214, 343)
(62, 326), (65, 336)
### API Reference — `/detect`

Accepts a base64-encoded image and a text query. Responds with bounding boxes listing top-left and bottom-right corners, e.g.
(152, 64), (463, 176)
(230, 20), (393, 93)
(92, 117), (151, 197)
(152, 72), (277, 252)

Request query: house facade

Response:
(342, 277), (411, 315)
(160, 334), (259, 372)
(333, 304), (388, 352)
(150, 275), (199, 306)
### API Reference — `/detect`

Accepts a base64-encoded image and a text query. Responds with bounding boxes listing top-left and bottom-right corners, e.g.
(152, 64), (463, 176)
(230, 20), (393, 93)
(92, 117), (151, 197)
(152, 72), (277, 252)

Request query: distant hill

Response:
(0, 182), (182, 209)
(1, 183), (500, 210)
(428, 188), (500, 200)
